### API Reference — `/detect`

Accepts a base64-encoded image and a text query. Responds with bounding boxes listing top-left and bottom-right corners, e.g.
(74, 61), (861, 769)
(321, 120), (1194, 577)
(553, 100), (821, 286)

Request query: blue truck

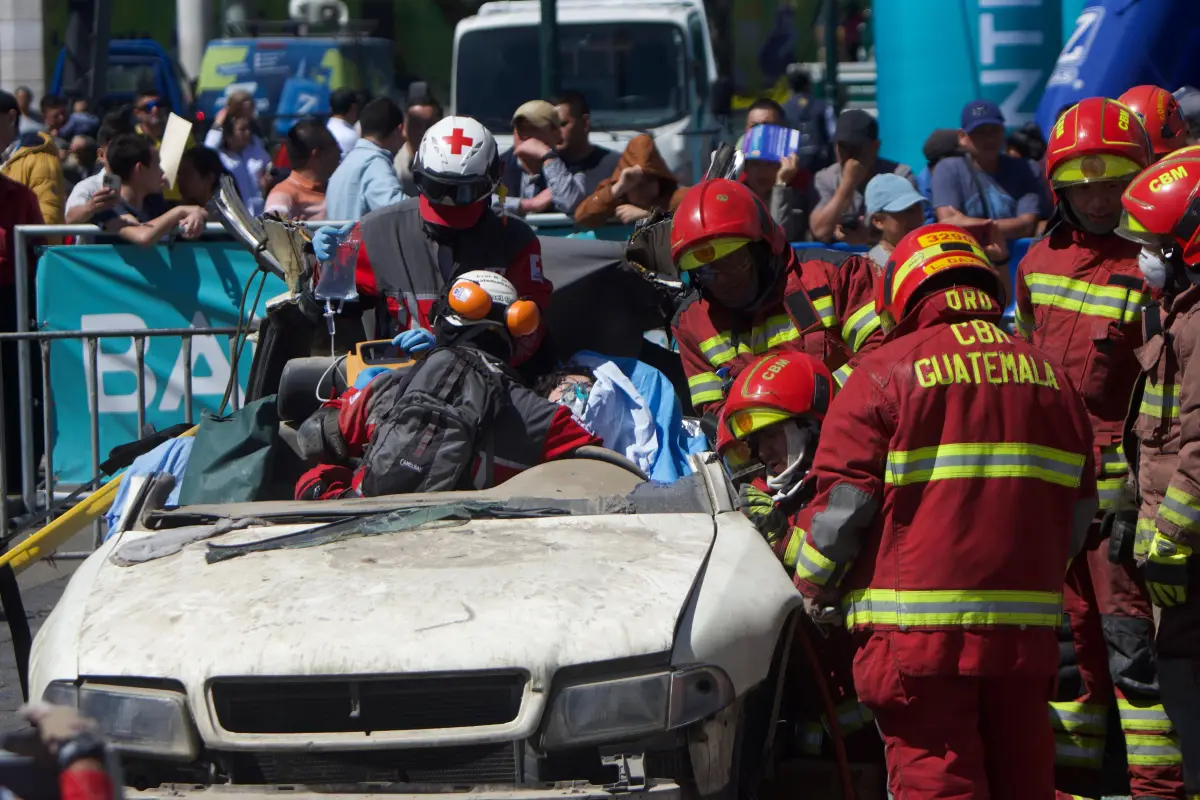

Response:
(50, 39), (194, 118)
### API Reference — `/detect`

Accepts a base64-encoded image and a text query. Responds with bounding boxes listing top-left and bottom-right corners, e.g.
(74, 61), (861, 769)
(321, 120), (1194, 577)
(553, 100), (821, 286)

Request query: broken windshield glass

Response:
(204, 501), (570, 564)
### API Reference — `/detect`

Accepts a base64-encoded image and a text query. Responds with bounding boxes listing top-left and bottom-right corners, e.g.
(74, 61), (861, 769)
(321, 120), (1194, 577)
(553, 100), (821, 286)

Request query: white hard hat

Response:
(440, 270), (540, 339)
(414, 116), (501, 205)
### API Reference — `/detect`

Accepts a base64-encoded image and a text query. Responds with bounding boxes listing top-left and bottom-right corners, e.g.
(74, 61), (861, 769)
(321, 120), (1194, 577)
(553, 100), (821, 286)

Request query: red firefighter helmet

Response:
(1117, 154), (1200, 267)
(1159, 144), (1200, 163)
(1118, 85), (1188, 159)
(1045, 97), (1154, 196)
(875, 224), (1002, 330)
(716, 353), (834, 458)
(670, 179), (787, 272)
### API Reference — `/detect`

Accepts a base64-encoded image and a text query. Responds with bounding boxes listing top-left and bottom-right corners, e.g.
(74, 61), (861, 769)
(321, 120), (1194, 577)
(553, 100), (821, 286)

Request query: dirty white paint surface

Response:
(34, 513), (716, 747)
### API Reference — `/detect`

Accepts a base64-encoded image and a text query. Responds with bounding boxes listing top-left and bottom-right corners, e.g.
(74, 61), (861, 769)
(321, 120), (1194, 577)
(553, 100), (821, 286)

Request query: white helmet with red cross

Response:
(414, 116), (502, 206)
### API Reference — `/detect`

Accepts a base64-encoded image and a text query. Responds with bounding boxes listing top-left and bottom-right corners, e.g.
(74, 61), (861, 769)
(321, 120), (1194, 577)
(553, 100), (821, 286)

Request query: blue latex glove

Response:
(392, 328), (436, 354)
(353, 366), (390, 390)
(312, 222), (355, 262)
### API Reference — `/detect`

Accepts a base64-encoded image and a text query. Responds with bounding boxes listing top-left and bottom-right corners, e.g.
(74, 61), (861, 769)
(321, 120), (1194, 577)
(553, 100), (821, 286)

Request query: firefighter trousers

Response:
(1054, 544), (1184, 798)
(855, 659), (1054, 799)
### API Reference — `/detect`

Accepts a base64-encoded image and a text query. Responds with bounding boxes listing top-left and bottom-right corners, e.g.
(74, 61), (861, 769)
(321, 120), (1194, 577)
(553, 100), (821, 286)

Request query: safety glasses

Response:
(414, 171), (494, 206)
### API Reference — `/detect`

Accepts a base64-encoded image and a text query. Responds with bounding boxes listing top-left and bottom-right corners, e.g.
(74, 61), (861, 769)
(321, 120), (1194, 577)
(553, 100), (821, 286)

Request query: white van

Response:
(452, 0), (722, 184)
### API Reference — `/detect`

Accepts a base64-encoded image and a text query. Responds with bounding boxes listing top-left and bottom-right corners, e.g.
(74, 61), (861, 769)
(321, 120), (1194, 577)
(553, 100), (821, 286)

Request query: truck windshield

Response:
(456, 22), (687, 133)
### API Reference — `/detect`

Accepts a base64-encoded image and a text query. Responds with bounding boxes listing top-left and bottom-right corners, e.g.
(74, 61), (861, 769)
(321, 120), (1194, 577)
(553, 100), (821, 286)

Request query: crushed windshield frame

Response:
(456, 22), (688, 133)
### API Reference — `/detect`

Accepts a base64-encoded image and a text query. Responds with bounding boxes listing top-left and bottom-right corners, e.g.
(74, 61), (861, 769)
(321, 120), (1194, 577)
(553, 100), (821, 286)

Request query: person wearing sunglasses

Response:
(669, 178), (877, 427)
(312, 115), (552, 372)
(133, 90), (195, 202)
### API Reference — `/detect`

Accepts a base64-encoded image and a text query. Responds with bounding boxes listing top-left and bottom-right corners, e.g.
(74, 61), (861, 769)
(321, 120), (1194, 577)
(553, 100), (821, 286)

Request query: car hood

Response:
(76, 513), (715, 681)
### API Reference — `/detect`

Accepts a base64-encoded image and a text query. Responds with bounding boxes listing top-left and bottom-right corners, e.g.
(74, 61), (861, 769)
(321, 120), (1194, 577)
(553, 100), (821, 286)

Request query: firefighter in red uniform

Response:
(1116, 155), (1200, 800)
(779, 223), (1098, 799)
(717, 353), (880, 763)
(1118, 85), (1189, 161)
(669, 179), (877, 427)
(1014, 97), (1184, 798)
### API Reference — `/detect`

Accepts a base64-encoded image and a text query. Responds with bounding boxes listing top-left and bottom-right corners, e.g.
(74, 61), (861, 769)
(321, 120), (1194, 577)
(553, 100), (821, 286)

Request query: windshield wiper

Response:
(204, 501), (569, 564)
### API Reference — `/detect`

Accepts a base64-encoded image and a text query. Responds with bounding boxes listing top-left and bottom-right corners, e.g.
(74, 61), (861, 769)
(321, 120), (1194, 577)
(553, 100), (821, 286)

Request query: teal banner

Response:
(36, 243), (286, 484)
(875, 0), (1064, 170)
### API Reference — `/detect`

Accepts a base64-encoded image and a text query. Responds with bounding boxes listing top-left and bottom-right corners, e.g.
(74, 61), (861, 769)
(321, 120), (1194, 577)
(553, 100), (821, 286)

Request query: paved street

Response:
(0, 550), (82, 733)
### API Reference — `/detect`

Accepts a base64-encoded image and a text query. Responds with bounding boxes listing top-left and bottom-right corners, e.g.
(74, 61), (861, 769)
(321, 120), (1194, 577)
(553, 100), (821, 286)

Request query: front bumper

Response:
(129, 782), (682, 800)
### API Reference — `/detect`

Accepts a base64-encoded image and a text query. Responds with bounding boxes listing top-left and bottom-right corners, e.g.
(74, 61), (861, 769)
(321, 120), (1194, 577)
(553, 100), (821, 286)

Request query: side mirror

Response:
(711, 77), (733, 118)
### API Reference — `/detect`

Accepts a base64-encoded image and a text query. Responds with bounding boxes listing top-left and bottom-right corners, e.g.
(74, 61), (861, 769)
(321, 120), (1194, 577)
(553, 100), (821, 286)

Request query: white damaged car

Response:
(29, 453), (805, 800)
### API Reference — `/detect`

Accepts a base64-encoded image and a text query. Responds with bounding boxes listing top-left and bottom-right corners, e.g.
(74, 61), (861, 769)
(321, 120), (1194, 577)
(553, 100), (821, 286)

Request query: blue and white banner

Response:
(36, 243), (286, 484)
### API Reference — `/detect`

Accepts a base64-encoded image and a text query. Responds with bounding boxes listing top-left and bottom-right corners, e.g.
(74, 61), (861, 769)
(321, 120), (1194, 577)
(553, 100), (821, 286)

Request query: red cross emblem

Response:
(442, 127), (474, 155)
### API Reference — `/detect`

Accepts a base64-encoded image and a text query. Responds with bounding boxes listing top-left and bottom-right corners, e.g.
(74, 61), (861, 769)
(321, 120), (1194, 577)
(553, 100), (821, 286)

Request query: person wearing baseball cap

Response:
(930, 99), (1047, 242)
(864, 173), (927, 268)
(809, 108), (917, 245)
(497, 99), (563, 215)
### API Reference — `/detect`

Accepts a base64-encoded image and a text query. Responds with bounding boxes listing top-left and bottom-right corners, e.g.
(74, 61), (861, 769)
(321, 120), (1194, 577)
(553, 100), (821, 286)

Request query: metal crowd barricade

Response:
(2, 221), (332, 554)
(0, 325), (244, 550)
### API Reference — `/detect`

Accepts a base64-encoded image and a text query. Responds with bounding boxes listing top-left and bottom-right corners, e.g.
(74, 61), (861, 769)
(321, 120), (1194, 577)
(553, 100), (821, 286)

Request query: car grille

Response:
(223, 743), (519, 785)
(211, 674), (525, 734)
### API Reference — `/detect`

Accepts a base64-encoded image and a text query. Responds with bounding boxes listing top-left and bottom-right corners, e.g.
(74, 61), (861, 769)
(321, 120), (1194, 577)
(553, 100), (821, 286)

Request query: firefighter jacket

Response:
(1015, 227), (1147, 512)
(354, 198), (551, 364)
(1126, 284), (1200, 658)
(781, 286), (1098, 677)
(672, 249), (877, 416)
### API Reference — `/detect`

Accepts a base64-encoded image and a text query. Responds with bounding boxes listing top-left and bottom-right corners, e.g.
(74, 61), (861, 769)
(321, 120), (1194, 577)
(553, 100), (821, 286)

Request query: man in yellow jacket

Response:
(0, 91), (65, 225)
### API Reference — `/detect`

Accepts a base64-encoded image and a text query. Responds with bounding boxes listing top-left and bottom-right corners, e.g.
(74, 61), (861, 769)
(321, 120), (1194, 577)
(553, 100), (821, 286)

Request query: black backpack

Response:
(359, 345), (510, 496)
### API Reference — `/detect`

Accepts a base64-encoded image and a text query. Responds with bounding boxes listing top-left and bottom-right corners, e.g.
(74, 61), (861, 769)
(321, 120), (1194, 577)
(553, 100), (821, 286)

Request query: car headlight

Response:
(541, 666), (734, 750)
(43, 681), (199, 760)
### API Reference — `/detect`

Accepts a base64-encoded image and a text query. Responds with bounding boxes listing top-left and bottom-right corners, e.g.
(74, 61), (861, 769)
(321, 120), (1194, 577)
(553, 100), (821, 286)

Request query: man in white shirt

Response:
(326, 88), (360, 157)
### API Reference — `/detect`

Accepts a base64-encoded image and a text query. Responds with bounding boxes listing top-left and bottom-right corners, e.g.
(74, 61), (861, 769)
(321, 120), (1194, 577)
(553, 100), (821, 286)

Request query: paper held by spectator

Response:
(739, 124), (801, 163)
(160, 113), (193, 190)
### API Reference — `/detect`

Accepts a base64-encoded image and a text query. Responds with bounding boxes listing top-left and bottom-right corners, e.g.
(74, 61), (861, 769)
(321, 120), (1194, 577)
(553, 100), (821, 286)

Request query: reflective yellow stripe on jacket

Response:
(884, 443), (1086, 488)
(697, 314), (803, 369)
(1140, 381), (1180, 420)
(687, 371), (724, 407)
(1136, 517), (1157, 559)
(813, 294), (836, 328)
(1098, 443), (1128, 511)
(1159, 486), (1200, 535)
(1015, 309), (1035, 339)
(841, 302), (880, 353)
(1050, 701), (1108, 736)
(833, 362), (854, 388)
(789, 531), (837, 587)
(1024, 273), (1146, 324)
(841, 588), (1062, 630)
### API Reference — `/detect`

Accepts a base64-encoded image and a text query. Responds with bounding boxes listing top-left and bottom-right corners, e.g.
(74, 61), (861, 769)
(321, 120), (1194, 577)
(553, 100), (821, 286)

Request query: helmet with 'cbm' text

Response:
(1045, 97), (1153, 198)
(1117, 155), (1200, 268)
(1118, 85), (1188, 159)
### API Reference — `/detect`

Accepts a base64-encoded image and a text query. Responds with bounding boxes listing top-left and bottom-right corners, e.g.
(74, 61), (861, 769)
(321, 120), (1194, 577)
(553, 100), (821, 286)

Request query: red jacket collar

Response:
(885, 287), (1005, 341)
